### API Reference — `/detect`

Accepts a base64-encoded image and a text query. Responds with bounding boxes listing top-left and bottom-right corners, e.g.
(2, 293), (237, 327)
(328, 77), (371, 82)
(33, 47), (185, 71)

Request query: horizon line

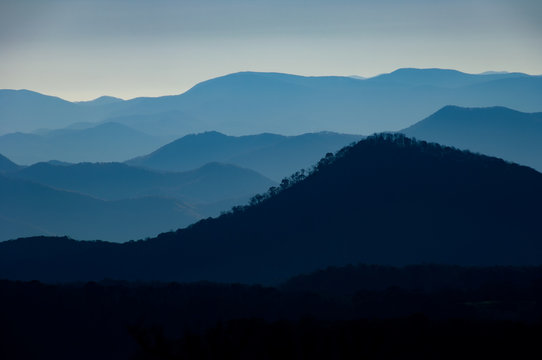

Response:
(2, 67), (538, 103)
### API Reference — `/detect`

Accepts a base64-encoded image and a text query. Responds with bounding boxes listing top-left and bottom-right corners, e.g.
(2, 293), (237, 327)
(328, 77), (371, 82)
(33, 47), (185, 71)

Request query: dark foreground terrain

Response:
(1, 264), (541, 359)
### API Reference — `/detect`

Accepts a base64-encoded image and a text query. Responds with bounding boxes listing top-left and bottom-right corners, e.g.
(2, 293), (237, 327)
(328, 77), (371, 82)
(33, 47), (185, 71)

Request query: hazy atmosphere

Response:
(2, 1), (542, 358)
(1, 0), (541, 100)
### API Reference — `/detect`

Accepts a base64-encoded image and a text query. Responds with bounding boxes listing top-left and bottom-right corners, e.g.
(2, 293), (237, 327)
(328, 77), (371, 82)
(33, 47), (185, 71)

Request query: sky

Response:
(1, 0), (541, 101)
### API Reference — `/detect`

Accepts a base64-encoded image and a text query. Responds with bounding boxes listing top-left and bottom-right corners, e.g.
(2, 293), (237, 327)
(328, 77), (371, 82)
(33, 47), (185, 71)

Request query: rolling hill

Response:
(1, 134), (541, 283)
(0, 153), (20, 173)
(0, 174), (202, 242)
(0, 90), (82, 134)
(12, 161), (275, 204)
(402, 106), (542, 172)
(0, 122), (169, 164)
(368, 68), (530, 88)
(127, 131), (363, 180)
(2, 69), (542, 136)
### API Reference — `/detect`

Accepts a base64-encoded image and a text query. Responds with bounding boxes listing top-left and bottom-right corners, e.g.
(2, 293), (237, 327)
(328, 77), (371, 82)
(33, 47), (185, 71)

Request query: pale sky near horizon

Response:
(1, 0), (541, 101)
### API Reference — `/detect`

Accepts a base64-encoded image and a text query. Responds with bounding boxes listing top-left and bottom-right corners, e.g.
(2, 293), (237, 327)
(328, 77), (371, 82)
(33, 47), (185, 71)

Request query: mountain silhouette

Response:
(12, 161), (275, 204)
(369, 68), (529, 88)
(0, 153), (20, 173)
(1, 134), (541, 283)
(0, 174), (203, 242)
(0, 122), (169, 164)
(76, 95), (124, 106)
(100, 110), (203, 138)
(116, 70), (542, 135)
(127, 131), (362, 180)
(402, 106), (542, 171)
(2, 69), (542, 136)
(0, 89), (81, 134)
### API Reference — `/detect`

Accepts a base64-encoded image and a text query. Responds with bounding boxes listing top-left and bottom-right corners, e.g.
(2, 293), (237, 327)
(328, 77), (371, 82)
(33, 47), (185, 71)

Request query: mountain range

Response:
(0, 122), (170, 165)
(2, 134), (541, 283)
(2, 68), (542, 137)
(0, 160), (275, 242)
(402, 106), (542, 172)
(127, 131), (362, 181)
(0, 173), (200, 242)
(11, 161), (274, 204)
(4, 104), (542, 175)
(3, 104), (542, 250)
(0, 129), (368, 241)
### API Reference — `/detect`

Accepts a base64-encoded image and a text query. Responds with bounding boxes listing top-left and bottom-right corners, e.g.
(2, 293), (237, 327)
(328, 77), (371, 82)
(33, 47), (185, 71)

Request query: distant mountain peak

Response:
(0, 89), (73, 103)
(426, 105), (535, 119)
(76, 96), (124, 105)
(402, 105), (542, 172)
(390, 67), (467, 75)
(190, 131), (228, 138)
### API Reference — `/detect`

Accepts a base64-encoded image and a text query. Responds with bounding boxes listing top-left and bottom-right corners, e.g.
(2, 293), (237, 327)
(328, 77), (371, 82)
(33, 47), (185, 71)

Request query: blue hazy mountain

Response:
(0, 90), (82, 134)
(102, 110), (203, 138)
(116, 69), (542, 135)
(76, 95), (124, 106)
(2, 134), (541, 283)
(13, 161), (275, 204)
(0, 153), (20, 173)
(127, 131), (363, 181)
(2, 69), (541, 136)
(402, 106), (542, 172)
(368, 68), (529, 88)
(0, 173), (203, 242)
(0, 122), (169, 164)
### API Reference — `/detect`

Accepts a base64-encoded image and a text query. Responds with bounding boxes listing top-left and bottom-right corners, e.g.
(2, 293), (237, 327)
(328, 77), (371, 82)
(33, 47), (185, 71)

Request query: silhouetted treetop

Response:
(241, 132), (525, 211)
(402, 106), (542, 172)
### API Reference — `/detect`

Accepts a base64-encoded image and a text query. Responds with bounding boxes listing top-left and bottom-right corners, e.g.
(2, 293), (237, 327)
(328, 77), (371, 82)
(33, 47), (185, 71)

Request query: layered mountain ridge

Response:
(2, 134), (540, 283)
(2, 68), (541, 136)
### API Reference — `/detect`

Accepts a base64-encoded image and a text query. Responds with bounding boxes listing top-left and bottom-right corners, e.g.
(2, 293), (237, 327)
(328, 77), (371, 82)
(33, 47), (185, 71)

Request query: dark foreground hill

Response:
(1, 265), (541, 359)
(1, 134), (542, 283)
(402, 106), (542, 172)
